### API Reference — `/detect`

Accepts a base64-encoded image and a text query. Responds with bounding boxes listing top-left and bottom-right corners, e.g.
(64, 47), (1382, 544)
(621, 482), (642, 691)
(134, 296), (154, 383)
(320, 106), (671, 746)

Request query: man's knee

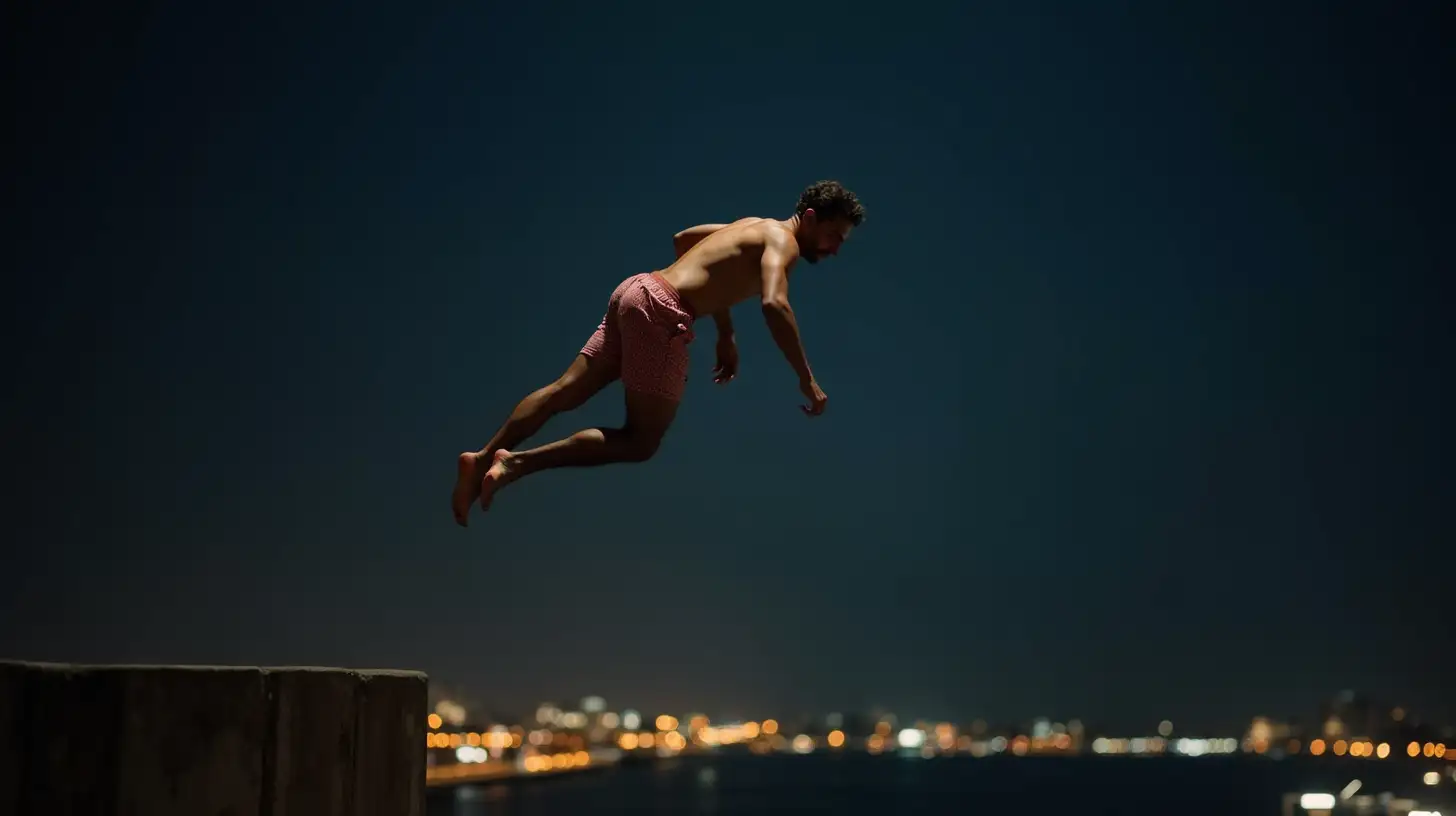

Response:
(622, 429), (665, 462)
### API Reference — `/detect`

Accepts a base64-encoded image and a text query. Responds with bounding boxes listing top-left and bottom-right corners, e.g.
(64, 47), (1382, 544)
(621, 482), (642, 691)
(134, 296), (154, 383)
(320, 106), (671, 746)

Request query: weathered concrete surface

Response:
(269, 668), (358, 816)
(113, 666), (268, 816)
(0, 661), (427, 816)
(352, 671), (428, 816)
(0, 662), (23, 816)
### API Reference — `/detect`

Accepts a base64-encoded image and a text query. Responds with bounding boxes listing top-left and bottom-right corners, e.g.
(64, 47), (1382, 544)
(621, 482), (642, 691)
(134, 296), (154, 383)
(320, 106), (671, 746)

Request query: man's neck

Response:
(783, 213), (803, 239)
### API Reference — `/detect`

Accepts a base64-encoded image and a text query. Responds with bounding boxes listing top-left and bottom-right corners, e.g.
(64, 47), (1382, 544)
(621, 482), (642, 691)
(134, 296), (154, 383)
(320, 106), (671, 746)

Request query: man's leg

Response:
(452, 353), (618, 526)
(474, 387), (679, 512)
(478, 353), (620, 457)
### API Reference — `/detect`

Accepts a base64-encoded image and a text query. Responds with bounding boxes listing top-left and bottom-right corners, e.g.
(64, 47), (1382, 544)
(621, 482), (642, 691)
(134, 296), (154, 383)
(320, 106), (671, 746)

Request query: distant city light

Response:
(621, 710), (641, 731)
(1424, 771), (1440, 786)
(792, 735), (814, 754)
(827, 730), (846, 748)
(1376, 742), (1390, 759)
(601, 712), (620, 729)
(1339, 779), (1361, 800)
(454, 746), (488, 764)
(1411, 742), (1423, 758)
(1300, 793), (1336, 810)
(582, 696), (605, 714)
(1158, 720), (1173, 738)
(897, 729), (925, 750)
(427, 713), (443, 730)
(656, 715), (679, 732)
(435, 700), (467, 727)
(761, 719), (779, 736)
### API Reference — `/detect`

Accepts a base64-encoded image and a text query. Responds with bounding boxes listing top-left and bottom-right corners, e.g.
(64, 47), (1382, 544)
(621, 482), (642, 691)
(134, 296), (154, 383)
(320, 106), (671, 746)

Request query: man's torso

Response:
(656, 218), (796, 316)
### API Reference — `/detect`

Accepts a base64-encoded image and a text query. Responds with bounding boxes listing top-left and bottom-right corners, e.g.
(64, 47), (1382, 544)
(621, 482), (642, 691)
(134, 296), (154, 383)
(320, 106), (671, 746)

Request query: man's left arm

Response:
(712, 309), (734, 339)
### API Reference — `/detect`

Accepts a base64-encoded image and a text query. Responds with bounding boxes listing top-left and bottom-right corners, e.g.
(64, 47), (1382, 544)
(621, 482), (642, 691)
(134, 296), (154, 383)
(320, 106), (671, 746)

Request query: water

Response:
(428, 754), (1447, 815)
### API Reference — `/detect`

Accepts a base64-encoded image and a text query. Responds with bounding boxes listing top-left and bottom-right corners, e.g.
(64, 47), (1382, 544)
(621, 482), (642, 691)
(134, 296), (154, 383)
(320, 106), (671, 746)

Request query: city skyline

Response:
(426, 685), (1455, 745)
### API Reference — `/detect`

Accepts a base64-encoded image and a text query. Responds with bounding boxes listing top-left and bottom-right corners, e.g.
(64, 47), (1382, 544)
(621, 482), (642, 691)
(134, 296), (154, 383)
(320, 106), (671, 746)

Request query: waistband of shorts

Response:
(645, 272), (696, 319)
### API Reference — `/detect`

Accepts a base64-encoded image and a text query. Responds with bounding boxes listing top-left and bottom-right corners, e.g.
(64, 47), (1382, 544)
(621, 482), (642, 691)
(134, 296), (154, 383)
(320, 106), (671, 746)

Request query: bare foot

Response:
(478, 449), (518, 513)
(452, 451), (486, 527)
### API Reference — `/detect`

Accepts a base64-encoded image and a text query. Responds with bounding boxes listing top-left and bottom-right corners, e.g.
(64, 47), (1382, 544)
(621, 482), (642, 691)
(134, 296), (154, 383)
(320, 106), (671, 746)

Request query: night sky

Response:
(4, 2), (1451, 735)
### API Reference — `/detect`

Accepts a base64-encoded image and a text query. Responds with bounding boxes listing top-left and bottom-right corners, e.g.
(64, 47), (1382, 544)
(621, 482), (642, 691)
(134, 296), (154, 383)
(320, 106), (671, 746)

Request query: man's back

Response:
(658, 217), (796, 316)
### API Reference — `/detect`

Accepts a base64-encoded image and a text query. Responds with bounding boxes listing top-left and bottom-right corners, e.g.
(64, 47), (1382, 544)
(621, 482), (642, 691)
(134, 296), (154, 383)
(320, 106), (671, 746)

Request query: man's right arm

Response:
(758, 232), (815, 385)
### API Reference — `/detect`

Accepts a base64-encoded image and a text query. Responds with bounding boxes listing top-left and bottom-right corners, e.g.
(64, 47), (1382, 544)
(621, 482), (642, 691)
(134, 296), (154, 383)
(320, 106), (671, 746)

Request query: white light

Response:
(1158, 720), (1173, 737)
(582, 696), (605, 713)
(1339, 779), (1361, 800)
(1177, 738), (1209, 757)
(1131, 738), (1147, 754)
(1424, 771), (1440, 786)
(1300, 793), (1336, 810)
(1092, 737), (1110, 755)
(601, 712), (620, 729)
(989, 736), (1008, 753)
(897, 729), (925, 749)
(622, 710), (642, 731)
(792, 734), (814, 754)
(1410, 811), (1440, 816)
(455, 746), (488, 764)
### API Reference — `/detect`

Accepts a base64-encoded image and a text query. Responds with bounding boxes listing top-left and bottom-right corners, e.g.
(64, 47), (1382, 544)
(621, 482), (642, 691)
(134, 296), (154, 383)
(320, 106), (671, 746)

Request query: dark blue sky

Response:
(4, 2), (1451, 734)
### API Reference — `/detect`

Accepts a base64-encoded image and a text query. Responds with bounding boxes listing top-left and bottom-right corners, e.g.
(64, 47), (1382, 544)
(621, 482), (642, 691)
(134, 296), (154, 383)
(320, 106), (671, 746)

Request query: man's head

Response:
(792, 180), (865, 263)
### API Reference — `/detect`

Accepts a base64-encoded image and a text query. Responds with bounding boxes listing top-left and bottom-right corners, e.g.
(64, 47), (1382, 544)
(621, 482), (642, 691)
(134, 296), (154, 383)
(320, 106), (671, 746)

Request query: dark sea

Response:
(427, 754), (1451, 815)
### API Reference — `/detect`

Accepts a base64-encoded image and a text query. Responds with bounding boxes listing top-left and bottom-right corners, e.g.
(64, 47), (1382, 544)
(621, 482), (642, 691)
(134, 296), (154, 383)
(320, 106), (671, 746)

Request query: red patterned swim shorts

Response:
(580, 272), (696, 402)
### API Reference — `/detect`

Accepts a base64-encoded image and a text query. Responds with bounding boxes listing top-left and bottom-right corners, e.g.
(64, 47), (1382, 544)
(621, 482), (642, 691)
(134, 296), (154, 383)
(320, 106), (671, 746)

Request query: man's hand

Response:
(799, 377), (827, 416)
(713, 336), (739, 384)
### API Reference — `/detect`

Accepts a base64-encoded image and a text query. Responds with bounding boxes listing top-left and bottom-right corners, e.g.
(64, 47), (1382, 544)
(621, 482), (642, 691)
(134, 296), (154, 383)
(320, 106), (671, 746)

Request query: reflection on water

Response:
(438, 784), (514, 816)
(427, 754), (1451, 816)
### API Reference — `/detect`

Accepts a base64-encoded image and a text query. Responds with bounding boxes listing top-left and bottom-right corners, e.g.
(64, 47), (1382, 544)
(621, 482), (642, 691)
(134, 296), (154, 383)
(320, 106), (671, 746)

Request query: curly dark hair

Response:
(795, 180), (866, 226)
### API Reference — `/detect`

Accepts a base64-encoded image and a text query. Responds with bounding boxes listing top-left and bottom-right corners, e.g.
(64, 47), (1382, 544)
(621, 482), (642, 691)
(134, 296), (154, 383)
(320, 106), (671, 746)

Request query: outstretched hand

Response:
(713, 337), (739, 384)
(799, 377), (827, 416)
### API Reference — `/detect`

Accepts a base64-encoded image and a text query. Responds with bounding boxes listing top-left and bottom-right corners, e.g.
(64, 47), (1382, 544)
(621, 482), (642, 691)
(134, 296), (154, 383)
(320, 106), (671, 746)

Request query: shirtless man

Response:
(451, 179), (866, 525)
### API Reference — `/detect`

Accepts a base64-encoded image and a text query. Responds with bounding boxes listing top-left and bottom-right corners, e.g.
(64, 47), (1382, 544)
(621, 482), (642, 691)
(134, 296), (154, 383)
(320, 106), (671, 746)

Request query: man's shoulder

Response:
(728, 218), (797, 249)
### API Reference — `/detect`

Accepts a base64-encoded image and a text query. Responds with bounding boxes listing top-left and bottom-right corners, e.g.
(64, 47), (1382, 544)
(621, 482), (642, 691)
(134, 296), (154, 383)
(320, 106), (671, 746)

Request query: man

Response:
(451, 179), (866, 526)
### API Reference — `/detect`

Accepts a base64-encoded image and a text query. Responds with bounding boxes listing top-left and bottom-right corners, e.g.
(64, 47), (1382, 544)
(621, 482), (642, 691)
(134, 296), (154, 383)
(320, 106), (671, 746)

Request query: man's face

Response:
(799, 210), (854, 264)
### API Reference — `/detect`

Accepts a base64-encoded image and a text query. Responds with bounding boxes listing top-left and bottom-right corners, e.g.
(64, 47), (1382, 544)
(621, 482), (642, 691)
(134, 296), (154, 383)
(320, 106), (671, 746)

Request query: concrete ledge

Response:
(0, 661), (427, 816)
